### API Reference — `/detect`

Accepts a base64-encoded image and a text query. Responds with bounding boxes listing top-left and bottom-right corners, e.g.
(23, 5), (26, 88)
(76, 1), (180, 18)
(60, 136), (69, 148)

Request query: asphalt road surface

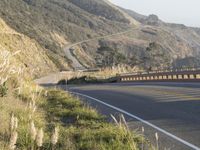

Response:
(69, 82), (200, 150)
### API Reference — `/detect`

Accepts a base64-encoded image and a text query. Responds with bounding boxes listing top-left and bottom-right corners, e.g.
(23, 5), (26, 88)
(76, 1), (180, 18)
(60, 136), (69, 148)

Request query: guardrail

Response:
(118, 70), (200, 82)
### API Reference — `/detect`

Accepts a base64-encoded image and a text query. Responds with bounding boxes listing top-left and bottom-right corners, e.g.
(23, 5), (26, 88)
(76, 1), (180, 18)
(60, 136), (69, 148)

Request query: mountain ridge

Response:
(0, 0), (200, 73)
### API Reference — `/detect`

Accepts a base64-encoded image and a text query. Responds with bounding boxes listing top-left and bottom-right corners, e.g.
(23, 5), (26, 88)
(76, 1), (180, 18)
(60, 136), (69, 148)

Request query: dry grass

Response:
(0, 49), (153, 150)
(0, 17), (58, 78)
(56, 65), (139, 85)
(91, 65), (138, 78)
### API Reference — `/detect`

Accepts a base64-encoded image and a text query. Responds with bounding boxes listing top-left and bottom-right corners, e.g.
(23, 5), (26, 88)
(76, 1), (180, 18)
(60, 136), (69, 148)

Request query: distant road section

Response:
(63, 27), (140, 70)
(64, 45), (86, 70)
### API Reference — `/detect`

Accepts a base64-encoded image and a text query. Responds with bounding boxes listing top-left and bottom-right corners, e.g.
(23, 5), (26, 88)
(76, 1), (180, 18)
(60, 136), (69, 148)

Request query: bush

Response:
(0, 83), (8, 97)
(67, 76), (118, 85)
(57, 79), (67, 85)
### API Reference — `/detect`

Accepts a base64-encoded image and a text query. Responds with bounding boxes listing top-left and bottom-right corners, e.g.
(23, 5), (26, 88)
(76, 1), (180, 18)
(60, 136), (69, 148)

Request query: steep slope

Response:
(102, 0), (140, 26)
(0, 17), (57, 77)
(193, 28), (200, 36)
(0, 0), (200, 71)
(75, 23), (198, 70)
(68, 0), (129, 23)
(165, 24), (200, 55)
(0, 0), (134, 70)
(120, 7), (148, 24)
(95, 6), (200, 69)
(123, 8), (200, 55)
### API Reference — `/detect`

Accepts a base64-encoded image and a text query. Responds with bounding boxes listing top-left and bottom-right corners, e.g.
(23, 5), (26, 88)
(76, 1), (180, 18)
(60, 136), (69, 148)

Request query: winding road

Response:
(63, 27), (140, 70)
(69, 82), (200, 150)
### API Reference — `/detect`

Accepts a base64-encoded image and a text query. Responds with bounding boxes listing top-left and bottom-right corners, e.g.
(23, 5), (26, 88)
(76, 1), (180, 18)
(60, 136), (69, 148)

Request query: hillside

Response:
(122, 7), (200, 69)
(79, 6), (200, 70)
(0, 17), (57, 78)
(0, 0), (200, 72)
(0, 0), (136, 71)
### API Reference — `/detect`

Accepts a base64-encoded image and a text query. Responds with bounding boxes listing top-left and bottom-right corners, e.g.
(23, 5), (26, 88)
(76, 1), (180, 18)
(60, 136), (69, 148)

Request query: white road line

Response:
(70, 91), (200, 150)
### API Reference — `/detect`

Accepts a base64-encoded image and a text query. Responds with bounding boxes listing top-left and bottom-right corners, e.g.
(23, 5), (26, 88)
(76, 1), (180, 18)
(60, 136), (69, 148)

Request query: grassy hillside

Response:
(76, 24), (193, 71)
(0, 0), (133, 70)
(1, 0), (199, 71)
(0, 17), (57, 77)
(0, 49), (153, 150)
(122, 8), (200, 68)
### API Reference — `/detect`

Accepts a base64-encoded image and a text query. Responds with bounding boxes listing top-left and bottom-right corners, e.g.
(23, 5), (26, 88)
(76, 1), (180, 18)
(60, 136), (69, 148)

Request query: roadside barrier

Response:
(118, 70), (200, 82)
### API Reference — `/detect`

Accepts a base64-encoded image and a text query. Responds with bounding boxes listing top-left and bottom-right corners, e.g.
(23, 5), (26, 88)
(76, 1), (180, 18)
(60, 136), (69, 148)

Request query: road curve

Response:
(63, 27), (140, 70)
(64, 45), (86, 70)
(69, 82), (200, 150)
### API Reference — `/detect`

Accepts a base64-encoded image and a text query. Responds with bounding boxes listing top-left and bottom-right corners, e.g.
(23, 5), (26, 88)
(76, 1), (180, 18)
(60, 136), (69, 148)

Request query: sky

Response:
(110, 0), (200, 27)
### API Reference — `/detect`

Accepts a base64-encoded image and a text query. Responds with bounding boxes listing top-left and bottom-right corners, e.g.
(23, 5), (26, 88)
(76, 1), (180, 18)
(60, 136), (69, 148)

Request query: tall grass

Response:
(0, 50), (21, 85)
(0, 50), (154, 149)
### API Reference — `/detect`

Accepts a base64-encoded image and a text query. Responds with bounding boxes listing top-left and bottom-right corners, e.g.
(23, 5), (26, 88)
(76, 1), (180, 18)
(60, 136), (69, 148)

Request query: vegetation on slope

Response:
(0, 17), (57, 77)
(68, 0), (130, 23)
(0, 0), (132, 70)
(0, 43), (152, 150)
(1, 0), (199, 71)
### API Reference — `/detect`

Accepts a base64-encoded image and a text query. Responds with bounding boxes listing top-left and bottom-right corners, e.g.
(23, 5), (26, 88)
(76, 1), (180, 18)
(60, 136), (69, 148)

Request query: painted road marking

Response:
(71, 91), (200, 150)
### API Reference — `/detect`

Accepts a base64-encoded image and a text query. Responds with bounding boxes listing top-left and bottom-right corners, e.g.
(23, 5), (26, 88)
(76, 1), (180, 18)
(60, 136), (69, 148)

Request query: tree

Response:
(96, 46), (126, 67)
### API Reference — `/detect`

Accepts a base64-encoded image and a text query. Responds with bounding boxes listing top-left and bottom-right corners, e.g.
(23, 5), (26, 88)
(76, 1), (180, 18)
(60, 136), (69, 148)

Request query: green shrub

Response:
(0, 83), (8, 97)
(57, 79), (67, 85)
(67, 76), (118, 85)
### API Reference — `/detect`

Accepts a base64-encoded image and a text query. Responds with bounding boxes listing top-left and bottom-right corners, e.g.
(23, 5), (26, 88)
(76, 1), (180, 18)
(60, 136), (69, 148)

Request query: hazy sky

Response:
(110, 0), (200, 27)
